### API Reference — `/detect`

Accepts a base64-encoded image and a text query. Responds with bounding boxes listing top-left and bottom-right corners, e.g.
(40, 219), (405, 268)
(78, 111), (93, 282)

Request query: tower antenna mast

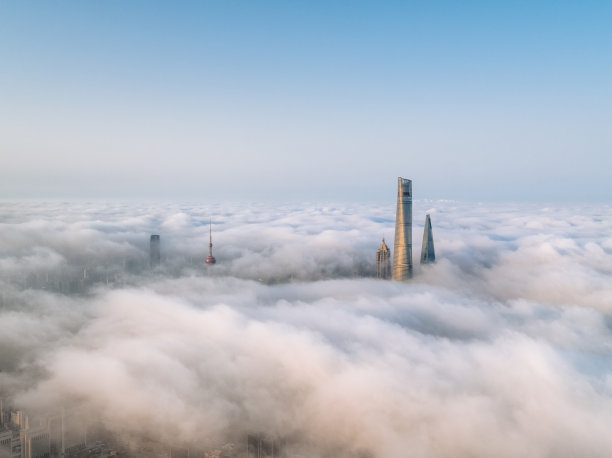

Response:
(205, 218), (216, 265)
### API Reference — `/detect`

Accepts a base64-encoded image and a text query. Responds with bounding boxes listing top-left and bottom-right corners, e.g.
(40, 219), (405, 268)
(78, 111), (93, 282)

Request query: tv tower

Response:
(205, 220), (216, 265)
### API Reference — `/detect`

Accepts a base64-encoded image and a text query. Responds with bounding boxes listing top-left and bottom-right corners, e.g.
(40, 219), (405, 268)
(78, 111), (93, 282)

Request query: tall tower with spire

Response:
(420, 214), (435, 264)
(205, 220), (216, 265)
(392, 177), (412, 280)
(376, 237), (391, 279)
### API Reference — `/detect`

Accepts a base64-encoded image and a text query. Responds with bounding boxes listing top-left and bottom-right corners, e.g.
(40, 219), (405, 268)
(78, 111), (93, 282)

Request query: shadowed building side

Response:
(150, 235), (160, 268)
(420, 214), (435, 264)
(392, 177), (412, 280)
(376, 237), (391, 279)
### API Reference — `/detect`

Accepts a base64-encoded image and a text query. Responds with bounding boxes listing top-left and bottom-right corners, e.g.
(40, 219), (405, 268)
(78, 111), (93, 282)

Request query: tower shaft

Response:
(209, 225), (213, 257)
(150, 234), (161, 268)
(205, 220), (216, 264)
(420, 214), (435, 264)
(376, 238), (391, 279)
(392, 177), (412, 280)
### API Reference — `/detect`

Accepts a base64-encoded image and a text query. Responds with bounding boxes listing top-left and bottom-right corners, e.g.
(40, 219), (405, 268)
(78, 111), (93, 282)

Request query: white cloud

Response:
(1, 200), (612, 456)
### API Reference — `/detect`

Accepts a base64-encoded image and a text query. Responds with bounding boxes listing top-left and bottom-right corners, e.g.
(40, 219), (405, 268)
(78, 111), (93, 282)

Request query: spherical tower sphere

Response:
(205, 255), (216, 264)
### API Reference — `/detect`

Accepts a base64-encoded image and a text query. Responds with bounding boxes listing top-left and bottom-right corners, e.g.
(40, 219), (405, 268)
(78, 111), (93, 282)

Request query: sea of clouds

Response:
(1, 199), (612, 457)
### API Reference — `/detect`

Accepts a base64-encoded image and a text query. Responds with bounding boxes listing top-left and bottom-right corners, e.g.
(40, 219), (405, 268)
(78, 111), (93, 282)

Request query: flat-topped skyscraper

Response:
(150, 235), (160, 268)
(392, 177), (412, 280)
(420, 214), (435, 264)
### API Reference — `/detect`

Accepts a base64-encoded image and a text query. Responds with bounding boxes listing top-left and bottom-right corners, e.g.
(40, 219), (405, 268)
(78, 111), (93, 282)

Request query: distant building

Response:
(420, 214), (435, 264)
(247, 434), (281, 458)
(150, 235), (161, 268)
(170, 447), (189, 458)
(10, 411), (26, 429)
(0, 430), (11, 456)
(392, 177), (413, 280)
(205, 221), (216, 265)
(1, 408), (88, 458)
(23, 425), (50, 458)
(376, 237), (391, 279)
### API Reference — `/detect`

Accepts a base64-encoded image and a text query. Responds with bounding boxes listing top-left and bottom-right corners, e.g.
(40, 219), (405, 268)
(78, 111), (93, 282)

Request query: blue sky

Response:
(1, 1), (611, 201)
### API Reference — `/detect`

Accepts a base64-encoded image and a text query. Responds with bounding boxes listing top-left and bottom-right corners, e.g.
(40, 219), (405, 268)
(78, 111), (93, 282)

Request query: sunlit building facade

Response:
(376, 237), (391, 279)
(392, 177), (412, 280)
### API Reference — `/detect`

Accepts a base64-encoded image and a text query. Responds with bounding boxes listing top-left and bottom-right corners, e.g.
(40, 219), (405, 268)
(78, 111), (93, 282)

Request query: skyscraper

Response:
(392, 177), (412, 280)
(420, 214), (435, 264)
(376, 237), (391, 279)
(205, 221), (216, 265)
(150, 235), (161, 268)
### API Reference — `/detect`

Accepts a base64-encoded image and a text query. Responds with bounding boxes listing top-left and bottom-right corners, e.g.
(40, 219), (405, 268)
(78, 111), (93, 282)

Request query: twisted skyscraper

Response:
(392, 177), (412, 280)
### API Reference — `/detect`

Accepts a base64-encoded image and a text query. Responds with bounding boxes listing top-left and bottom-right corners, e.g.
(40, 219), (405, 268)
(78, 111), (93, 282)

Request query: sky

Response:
(2, 200), (612, 456)
(1, 1), (611, 201)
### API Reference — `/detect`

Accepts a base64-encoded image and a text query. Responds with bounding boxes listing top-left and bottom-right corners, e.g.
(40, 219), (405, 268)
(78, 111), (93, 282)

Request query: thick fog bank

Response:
(1, 200), (612, 457)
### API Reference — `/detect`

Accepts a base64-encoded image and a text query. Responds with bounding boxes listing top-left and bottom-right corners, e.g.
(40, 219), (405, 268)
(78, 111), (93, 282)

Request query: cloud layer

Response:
(1, 200), (612, 457)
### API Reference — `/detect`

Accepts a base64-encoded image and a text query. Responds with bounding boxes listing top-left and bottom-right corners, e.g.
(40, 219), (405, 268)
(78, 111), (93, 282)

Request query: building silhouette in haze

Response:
(376, 237), (391, 279)
(420, 214), (435, 264)
(392, 177), (413, 280)
(150, 235), (161, 268)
